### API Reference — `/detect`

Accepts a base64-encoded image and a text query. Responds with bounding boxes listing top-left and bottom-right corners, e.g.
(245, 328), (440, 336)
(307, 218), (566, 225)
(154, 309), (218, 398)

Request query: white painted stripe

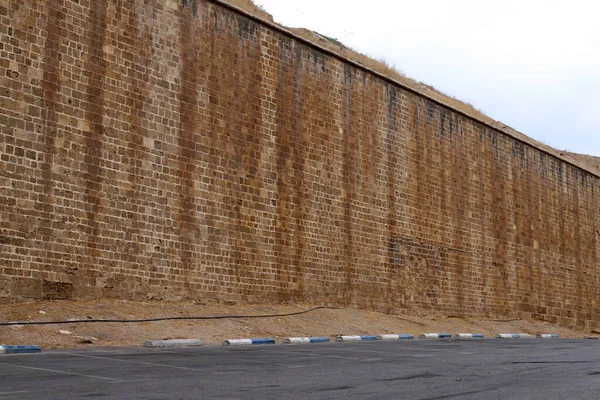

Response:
(377, 334), (401, 341)
(455, 334), (484, 339)
(496, 333), (534, 338)
(53, 352), (215, 372)
(143, 339), (203, 347)
(419, 333), (449, 339)
(284, 337), (311, 344)
(0, 363), (121, 381)
(286, 364), (322, 369)
(0, 391), (31, 395)
(0, 346), (5, 355)
(211, 371), (244, 375)
(223, 339), (253, 346)
(335, 336), (362, 342)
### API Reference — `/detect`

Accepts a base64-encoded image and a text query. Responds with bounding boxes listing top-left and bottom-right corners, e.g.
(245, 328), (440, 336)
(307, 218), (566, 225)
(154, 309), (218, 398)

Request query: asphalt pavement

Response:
(0, 339), (599, 399)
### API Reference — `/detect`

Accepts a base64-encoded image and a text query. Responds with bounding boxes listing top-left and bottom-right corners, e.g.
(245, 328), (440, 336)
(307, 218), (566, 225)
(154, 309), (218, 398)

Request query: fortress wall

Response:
(0, 0), (598, 328)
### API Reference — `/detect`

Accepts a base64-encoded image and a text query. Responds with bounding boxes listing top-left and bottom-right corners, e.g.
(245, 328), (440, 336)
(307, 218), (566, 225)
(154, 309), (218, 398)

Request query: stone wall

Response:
(1, 0), (598, 329)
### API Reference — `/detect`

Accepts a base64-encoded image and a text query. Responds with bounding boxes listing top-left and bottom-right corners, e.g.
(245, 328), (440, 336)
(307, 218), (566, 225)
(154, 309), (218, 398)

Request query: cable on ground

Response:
(0, 306), (336, 326)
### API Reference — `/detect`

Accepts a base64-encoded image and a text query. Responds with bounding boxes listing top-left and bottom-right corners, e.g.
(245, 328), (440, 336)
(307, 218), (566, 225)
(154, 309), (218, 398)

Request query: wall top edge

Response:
(207, 0), (599, 180)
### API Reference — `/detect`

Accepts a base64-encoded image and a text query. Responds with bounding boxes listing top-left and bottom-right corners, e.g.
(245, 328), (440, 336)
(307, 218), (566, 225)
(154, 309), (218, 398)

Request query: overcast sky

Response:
(254, 0), (600, 157)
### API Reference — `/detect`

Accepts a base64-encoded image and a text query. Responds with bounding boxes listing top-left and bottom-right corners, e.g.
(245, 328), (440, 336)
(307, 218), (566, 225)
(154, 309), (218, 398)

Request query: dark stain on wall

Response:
(274, 38), (296, 301)
(289, 44), (308, 301)
(385, 84), (399, 307)
(40, 3), (62, 211)
(125, 4), (152, 193)
(236, 14), (257, 38)
(201, 3), (220, 295)
(425, 100), (436, 124)
(229, 14), (263, 299)
(360, 72), (376, 181)
(119, 2), (155, 281)
(489, 135), (510, 316)
(39, 2), (63, 268)
(182, 0), (198, 16)
(440, 109), (450, 139)
(82, 0), (108, 258)
(558, 162), (564, 185)
(177, 5), (201, 283)
(342, 64), (355, 304)
(451, 113), (468, 310)
(512, 141), (526, 164)
(310, 49), (326, 75)
(540, 152), (548, 178)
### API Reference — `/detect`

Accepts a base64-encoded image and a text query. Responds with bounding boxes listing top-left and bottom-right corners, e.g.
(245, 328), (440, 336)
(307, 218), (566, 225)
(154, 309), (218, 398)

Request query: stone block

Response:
(42, 280), (74, 300)
(0, 277), (11, 296)
(12, 278), (42, 299)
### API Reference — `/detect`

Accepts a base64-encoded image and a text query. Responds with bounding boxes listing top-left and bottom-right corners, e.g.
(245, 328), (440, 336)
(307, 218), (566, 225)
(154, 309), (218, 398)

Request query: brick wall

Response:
(1, 0), (598, 329)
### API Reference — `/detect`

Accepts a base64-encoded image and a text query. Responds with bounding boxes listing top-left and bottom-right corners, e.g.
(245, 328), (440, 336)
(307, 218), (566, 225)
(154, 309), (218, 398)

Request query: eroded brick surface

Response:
(0, 0), (598, 329)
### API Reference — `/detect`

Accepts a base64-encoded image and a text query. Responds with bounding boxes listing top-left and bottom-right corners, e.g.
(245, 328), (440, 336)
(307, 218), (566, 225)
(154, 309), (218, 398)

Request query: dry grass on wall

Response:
(564, 153), (600, 175)
(225, 0), (274, 21)
(220, 0), (598, 176)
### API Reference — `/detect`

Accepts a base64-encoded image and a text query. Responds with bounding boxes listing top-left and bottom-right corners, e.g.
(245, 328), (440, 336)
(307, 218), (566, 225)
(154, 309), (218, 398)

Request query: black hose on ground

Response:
(0, 306), (336, 326)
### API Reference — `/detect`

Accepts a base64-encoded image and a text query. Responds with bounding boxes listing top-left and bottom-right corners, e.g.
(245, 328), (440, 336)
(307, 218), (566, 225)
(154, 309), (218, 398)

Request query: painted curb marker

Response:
(222, 338), (275, 346)
(536, 334), (559, 339)
(283, 337), (330, 344)
(454, 333), (484, 339)
(495, 333), (534, 339)
(144, 339), (204, 348)
(376, 334), (414, 341)
(335, 335), (378, 342)
(419, 333), (452, 339)
(0, 345), (42, 354)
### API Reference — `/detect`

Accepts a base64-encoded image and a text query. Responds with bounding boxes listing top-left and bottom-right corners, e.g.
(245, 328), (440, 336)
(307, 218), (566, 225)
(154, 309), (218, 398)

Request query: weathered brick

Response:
(42, 280), (74, 300)
(0, 0), (598, 330)
(11, 277), (42, 299)
(0, 277), (11, 296)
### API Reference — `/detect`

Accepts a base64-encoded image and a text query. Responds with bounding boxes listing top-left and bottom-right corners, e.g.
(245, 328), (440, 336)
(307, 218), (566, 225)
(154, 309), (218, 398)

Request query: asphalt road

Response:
(0, 339), (599, 399)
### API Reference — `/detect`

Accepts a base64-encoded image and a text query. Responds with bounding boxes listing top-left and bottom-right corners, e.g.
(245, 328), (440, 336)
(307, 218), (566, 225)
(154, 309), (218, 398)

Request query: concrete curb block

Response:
(454, 334), (484, 339)
(376, 334), (414, 341)
(222, 338), (275, 346)
(495, 334), (534, 339)
(419, 333), (452, 339)
(335, 335), (378, 342)
(283, 337), (330, 344)
(0, 345), (42, 354)
(584, 336), (599, 339)
(143, 339), (204, 348)
(536, 334), (559, 339)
